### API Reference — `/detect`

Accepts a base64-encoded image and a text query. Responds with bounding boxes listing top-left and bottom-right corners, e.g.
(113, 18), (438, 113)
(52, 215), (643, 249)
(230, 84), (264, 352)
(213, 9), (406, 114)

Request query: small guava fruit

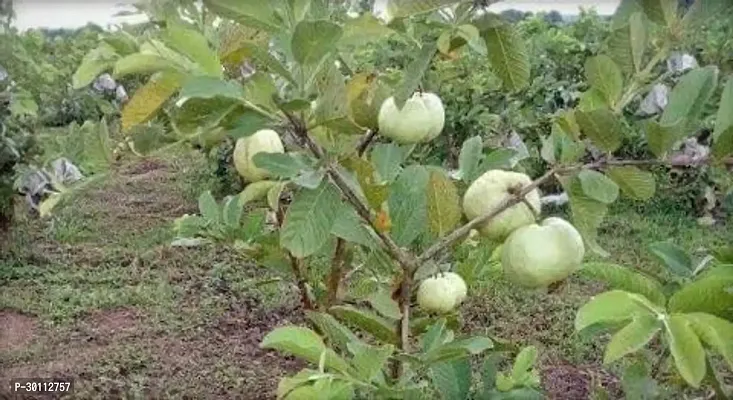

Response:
(462, 169), (541, 241)
(377, 92), (445, 144)
(501, 217), (585, 289)
(417, 275), (458, 313)
(233, 129), (285, 183)
(441, 272), (468, 304)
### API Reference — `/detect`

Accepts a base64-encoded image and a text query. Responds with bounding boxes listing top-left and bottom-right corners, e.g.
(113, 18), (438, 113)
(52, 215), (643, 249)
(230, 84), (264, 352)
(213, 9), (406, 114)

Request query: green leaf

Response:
(341, 156), (389, 210)
(280, 182), (342, 258)
(371, 143), (407, 183)
(575, 290), (654, 332)
(684, 313), (733, 370)
(585, 55), (624, 106)
(387, 165), (429, 247)
(621, 360), (659, 400)
(340, 14), (394, 48)
(331, 205), (378, 248)
(648, 241), (693, 277)
(563, 177), (610, 257)
(578, 170), (620, 204)
(458, 136), (483, 184)
(260, 326), (349, 373)
(511, 346), (538, 382)
(579, 263), (667, 306)
(605, 24), (635, 77)
(482, 21), (530, 92)
(482, 148), (518, 171)
(239, 181), (279, 205)
(225, 41), (296, 85)
(713, 78), (733, 159)
(293, 169), (326, 190)
(426, 170), (462, 237)
(394, 42), (437, 109)
(292, 20), (343, 65)
(222, 195), (243, 228)
(682, 0), (733, 27)
(226, 108), (272, 139)
(367, 289), (402, 320)
(576, 108), (623, 153)
(163, 21), (222, 77)
(644, 120), (685, 158)
(430, 359), (472, 400)
(198, 191), (220, 224)
(253, 153), (314, 179)
(628, 12), (648, 74)
(113, 53), (180, 78)
(605, 166), (656, 201)
(640, 0), (678, 26)
(179, 76), (244, 100)
(661, 66), (719, 127)
(578, 87), (610, 112)
(347, 341), (393, 382)
(73, 43), (119, 89)
(202, 0), (281, 32)
(421, 319), (447, 354)
(388, 0), (464, 18)
(306, 311), (363, 353)
(667, 274), (733, 321)
(665, 314), (706, 388)
(330, 305), (398, 344)
(122, 71), (183, 133)
(604, 315), (661, 364)
(171, 97), (240, 136)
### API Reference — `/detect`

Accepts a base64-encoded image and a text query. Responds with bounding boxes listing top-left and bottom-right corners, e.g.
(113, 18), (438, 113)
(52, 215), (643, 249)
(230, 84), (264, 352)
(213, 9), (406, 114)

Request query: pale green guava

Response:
(417, 275), (458, 313)
(441, 272), (468, 304)
(501, 217), (585, 288)
(233, 129), (285, 183)
(462, 170), (542, 241)
(377, 92), (445, 144)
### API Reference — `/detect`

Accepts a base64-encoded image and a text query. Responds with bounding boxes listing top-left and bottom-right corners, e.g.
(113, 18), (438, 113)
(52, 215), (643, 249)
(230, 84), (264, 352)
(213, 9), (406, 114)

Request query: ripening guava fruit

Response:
(462, 169), (541, 241)
(377, 92), (445, 144)
(417, 275), (458, 313)
(233, 129), (285, 182)
(501, 217), (585, 288)
(441, 272), (468, 305)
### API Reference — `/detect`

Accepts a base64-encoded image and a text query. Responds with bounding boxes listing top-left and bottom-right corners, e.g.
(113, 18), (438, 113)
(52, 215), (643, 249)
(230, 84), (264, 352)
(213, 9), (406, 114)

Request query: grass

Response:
(1, 150), (731, 399)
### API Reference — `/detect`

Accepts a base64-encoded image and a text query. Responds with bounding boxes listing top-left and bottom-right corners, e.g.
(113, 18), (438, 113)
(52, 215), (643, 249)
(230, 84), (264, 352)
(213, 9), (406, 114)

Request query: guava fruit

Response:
(233, 129), (285, 183)
(441, 272), (468, 304)
(417, 272), (467, 313)
(462, 169), (541, 241)
(417, 275), (458, 313)
(501, 217), (585, 288)
(377, 92), (445, 144)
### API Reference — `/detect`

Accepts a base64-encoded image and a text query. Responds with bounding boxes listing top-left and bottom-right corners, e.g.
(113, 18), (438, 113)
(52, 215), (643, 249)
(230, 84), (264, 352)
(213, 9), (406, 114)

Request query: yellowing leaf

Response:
(426, 170), (461, 237)
(122, 72), (183, 133)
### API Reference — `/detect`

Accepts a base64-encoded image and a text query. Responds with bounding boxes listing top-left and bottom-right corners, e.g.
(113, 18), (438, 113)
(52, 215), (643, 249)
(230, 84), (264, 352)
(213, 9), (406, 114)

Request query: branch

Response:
(356, 129), (379, 157)
(417, 167), (558, 263)
(276, 203), (315, 310)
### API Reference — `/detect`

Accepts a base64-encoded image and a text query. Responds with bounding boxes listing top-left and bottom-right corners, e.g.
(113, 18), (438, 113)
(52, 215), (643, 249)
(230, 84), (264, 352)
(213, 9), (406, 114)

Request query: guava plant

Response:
(70, 0), (733, 397)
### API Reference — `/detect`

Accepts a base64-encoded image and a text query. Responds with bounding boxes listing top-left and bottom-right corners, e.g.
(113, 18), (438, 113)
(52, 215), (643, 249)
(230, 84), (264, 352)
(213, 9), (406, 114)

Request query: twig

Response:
(356, 129), (379, 156)
(277, 202), (315, 310)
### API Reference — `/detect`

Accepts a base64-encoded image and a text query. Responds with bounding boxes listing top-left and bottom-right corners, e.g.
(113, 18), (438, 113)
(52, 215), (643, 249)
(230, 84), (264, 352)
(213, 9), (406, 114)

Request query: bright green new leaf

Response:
(240, 181), (279, 205)
(113, 53), (179, 78)
(603, 315), (661, 364)
(72, 43), (119, 89)
(575, 290), (653, 332)
(512, 346), (538, 382)
(578, 263), (667, 306)
(578, 170), (620, 204)
(426, 170), (461, 237)
(330, 305), (399, 344)
(163, 21), (223, 77)
(292, 20), (343, 65)
(606, 166), (656, 201)
(347, 341), (394, 382)
(222, 195), (243, 229)
(280, 182), (342, 258)
(665, 314), (706, 388)
(578, 87), (610, 111)
(563, 176), (610, 257)
(661, 66), (719, 127)
(648, 241), (693, 277)
(684, 312), (733, 370)
(260, 326), (349, 373)
(667, 273), (733, 321)
(198, 191), (220, 224)
(585, 55), (624, 106)
(576, 108), (623, 153)
(482, 20), (530, 92)
(202, 0), (281, 32)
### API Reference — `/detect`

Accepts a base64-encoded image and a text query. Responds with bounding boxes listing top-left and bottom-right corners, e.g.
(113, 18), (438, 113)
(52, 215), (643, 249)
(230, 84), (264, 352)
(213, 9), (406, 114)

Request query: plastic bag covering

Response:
(638, 83), (669, 116)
